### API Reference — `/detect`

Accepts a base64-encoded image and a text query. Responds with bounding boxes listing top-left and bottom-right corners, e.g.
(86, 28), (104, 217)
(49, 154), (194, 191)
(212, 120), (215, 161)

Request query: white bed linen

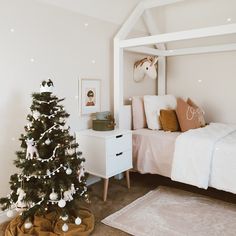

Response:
(171, 123), (236, 193)
(210, 130), (236, 193)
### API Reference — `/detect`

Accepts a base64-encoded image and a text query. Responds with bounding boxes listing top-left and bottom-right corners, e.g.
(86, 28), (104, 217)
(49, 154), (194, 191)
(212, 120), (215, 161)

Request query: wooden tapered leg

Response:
(103, 178), (109, 201)
(126, 170), (130, 189)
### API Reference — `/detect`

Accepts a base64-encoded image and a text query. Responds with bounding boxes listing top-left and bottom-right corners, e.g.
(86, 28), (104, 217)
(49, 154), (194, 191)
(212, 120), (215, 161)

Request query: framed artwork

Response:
(79, 78), (101, 115)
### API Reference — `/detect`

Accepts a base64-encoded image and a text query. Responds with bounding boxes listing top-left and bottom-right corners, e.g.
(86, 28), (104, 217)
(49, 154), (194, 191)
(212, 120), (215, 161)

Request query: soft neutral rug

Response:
(102, 186), (236, 236)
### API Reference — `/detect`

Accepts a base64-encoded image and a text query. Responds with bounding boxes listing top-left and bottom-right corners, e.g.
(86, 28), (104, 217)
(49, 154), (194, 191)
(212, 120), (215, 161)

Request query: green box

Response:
(92, 119), (115, 131)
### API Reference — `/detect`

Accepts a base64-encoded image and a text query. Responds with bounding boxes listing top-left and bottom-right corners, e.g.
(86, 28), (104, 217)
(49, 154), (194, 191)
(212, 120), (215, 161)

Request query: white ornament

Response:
(61, 215), (68, 221)
(66, 168), (72, 175)
(24, 221), (33, 229)
(59, 117), (65, 123)
(40, 79), (54, 93)
(67, 148), (75, 156)
(46, 169), (51, 175)
(7, 210), (14, 218)
(32, 110), (41, 120)
(75, 217), (82, 225)
(63, 184), (75, 202)
(62, 223), (68, 232)
(49, 189), (58, 201)
(78, 165), (85, 182)
(26, 138), (39, 160)
(45, 139), (51, 145)
(16, 188), (26, 208)
(71, 184), (76, 194)
(58, 199), (66, 208)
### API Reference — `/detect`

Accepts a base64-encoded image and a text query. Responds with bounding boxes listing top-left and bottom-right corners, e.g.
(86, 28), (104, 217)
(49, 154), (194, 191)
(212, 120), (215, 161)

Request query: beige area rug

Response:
(102, 186), (236, 236)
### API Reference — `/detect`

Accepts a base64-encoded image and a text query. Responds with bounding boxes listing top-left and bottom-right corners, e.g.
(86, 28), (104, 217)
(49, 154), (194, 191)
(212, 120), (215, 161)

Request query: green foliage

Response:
(0, 88), (87, 221)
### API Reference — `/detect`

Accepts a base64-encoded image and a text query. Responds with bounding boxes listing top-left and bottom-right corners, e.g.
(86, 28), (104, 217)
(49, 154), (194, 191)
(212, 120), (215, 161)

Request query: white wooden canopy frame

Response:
(114, 0), (236, 128)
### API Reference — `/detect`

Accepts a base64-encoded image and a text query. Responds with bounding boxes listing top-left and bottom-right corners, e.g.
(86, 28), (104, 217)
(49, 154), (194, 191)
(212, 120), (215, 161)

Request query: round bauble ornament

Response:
(49, 189), (58, 201)
(66, 168), (72, 175)
(7, 209), (14, 218)
(67, 148), (75, 156)
(45, 139), (51, 145)
(58, 199), (66, 208)
(61, 215), (68, 221)
(24, 221), (33, 229)
(62, 223), (68, 232)
(32, 110), (41, 120)
(75, 217), (82, 225)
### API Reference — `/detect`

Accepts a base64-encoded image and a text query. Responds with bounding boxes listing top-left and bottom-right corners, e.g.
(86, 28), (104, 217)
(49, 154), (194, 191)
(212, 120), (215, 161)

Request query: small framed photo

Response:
(79, 78), (101, 115)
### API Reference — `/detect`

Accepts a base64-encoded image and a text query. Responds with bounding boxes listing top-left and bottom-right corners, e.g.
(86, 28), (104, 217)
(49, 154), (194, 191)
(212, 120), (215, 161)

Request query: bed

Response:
(132, 123), (236, 194)
(132, 129), (180, 177)
(113, 0), (236, 195)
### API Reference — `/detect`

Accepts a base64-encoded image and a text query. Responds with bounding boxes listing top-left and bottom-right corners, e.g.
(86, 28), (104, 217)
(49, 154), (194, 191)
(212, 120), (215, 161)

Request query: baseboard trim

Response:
(87, 175), (101, 186)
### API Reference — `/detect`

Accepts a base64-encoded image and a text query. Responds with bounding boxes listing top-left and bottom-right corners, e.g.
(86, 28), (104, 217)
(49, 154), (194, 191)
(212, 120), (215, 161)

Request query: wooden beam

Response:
(113, 39), (124, 128)
(143, 0), (184, 11)
(125, 46), (164, 56)
(164, 43), (236, 56)
(143, 10), (166, 50)
(120, 23), (236, 48)
(115, 2), (145, 40)
(142, 9), (167, 95)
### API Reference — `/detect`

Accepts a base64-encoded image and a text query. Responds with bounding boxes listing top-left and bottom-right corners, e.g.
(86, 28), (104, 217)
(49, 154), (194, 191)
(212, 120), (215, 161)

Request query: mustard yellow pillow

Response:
(160, 109), (180, 132)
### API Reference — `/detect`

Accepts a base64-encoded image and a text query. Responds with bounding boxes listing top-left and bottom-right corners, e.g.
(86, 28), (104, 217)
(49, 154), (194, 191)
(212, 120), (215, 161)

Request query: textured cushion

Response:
(144, 95), (177, 130)
(187, 98), (206, 127)
(160, 109), (180, 132)
(176, 98), (202, 132)
(132, 96), (147, 130)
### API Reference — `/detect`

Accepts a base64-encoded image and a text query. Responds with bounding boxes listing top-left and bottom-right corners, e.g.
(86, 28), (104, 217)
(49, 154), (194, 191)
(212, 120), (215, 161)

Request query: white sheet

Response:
(210, 130), (236, 193)
(171, 123), (236, 193)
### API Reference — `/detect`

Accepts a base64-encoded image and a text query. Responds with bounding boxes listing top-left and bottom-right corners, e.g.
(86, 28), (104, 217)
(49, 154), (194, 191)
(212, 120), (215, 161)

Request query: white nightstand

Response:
(76, 129), (132, 201)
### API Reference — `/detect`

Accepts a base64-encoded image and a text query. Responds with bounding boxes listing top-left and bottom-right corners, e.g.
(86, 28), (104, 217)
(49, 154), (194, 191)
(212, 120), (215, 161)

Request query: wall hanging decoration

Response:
(133, 56), (158, 82)
(79, 78), (101, 115)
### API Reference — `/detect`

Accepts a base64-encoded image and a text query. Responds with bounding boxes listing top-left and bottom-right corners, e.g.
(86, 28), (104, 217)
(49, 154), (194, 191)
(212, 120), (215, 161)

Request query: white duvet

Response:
(171, 123), (236, 194)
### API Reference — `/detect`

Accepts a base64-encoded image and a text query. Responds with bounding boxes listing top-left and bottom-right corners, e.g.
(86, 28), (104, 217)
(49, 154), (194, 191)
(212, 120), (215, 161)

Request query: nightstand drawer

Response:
(107, 149), (132, 177)
(106, 133), (132, 155)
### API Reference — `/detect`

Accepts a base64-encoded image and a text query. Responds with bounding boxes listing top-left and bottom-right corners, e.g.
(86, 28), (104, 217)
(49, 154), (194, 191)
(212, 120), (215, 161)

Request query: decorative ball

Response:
(32, 110), (40, 120)
(62, 223), (69, 232)
(58, 199), (66, 208)
(66, 168), (72, 175)
(61, 215), (68, 221)
(75, 217), (82, 225)
(24, 221), (33, 229)
(45, 139), (51, 145)
(67, 148), (75, 156)
(7, 210), (14, 218)
(49, 192), (58, 201)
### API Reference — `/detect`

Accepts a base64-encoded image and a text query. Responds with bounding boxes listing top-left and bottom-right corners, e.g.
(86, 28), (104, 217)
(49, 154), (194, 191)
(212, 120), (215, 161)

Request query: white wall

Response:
(154, 0), (236, 124)
(123, 52), (157, 104)
(0, 0), (120, 197)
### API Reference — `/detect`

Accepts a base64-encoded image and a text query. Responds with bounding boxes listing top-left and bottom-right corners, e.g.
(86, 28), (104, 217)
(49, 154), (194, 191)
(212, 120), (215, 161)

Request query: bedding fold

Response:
(171, 123), (236, 190)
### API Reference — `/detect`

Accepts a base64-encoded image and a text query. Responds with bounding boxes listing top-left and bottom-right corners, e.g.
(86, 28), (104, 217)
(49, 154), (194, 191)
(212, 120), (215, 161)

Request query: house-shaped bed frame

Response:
(114, 0), (236, 128)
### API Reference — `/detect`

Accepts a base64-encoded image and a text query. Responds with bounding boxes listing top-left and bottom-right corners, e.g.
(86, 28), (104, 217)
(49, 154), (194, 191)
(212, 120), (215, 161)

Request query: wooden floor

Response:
(88, 173), (236, 236)
(1, 173), (236, 236)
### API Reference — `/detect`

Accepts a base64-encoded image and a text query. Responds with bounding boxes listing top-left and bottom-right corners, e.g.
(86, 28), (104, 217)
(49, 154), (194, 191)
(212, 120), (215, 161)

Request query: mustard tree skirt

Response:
(4, 209), (94, 236)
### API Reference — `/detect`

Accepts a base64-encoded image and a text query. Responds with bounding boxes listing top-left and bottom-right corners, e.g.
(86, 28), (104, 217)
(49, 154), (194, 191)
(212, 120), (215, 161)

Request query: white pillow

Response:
(144, 95), (177, 130)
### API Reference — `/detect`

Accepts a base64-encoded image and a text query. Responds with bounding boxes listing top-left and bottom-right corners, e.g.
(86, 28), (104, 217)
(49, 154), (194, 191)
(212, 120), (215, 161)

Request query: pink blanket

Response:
(132, 129), (180, 177)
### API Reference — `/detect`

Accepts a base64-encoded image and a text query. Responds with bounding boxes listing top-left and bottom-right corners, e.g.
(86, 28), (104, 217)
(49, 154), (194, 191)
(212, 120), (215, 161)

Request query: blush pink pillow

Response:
(132, 96), (147, 130)
(176, 98), (202, 132)
(187, 98), (206, 127)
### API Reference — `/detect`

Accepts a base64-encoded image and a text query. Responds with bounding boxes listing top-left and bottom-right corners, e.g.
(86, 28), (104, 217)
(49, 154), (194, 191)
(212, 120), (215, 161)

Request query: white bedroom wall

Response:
(0, 0), (143, 197)
(156, 0), (236, 124)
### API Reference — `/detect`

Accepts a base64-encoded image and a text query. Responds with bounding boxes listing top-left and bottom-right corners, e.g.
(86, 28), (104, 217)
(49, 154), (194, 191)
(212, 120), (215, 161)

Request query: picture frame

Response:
(78, 78), (101, 116)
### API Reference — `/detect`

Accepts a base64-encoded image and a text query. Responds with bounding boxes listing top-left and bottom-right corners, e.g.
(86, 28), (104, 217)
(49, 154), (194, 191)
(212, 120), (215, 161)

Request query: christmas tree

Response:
(0, 79), (88, 232)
